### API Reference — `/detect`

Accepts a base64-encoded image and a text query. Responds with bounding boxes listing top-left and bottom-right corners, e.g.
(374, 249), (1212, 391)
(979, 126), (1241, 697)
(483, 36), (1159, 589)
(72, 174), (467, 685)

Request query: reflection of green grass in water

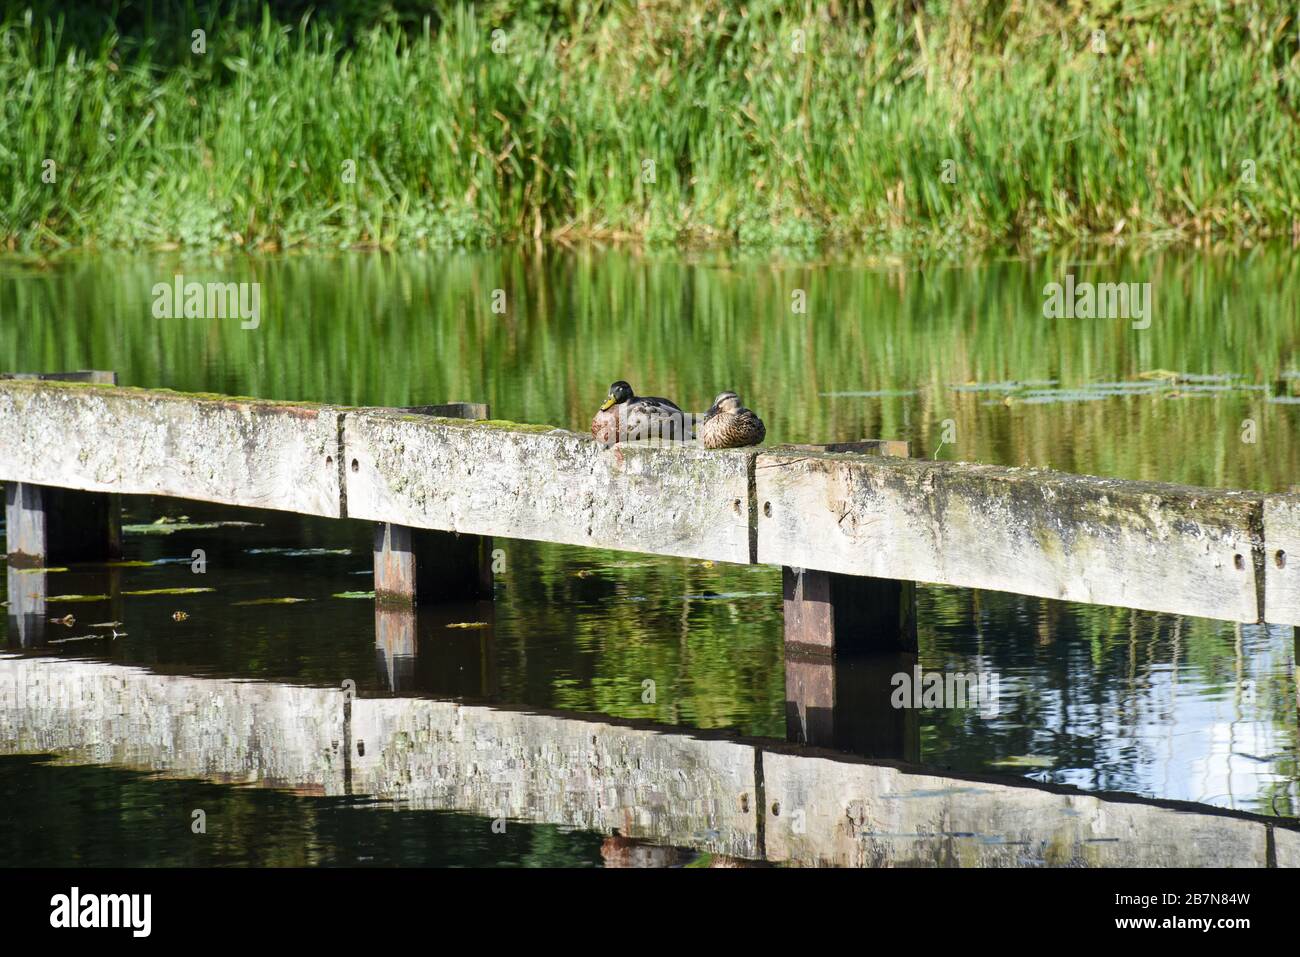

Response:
(3, 247), (1296, 491)
(2, 2), (1299, 251)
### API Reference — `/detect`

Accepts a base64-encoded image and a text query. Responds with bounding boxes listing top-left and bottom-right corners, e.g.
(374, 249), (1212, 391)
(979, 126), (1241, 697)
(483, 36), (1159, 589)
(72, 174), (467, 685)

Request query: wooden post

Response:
(6, 482), (122, 566)
(781, 439), (918, 759)
(782, 566), (917, 656)
(2, 372), (122, 566)
(373, 523), (493, 604)
(371, 402), (493, 605)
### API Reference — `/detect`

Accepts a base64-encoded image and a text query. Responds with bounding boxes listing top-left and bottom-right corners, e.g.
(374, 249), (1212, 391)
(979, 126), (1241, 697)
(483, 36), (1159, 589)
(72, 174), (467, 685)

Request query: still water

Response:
(1, 246), (1297, 865)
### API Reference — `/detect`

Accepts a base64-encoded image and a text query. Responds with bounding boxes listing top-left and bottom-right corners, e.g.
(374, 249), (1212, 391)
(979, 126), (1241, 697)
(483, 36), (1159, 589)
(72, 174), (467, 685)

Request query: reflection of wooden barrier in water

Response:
(374, 601), (498, 698)
(0, 652), (1296, 868)
(5, 560), (127, 649)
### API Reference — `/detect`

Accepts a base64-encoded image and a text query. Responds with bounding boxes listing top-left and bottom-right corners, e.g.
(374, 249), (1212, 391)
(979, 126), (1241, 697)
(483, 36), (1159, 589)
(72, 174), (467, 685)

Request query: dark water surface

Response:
(1, 247), (1297, 865)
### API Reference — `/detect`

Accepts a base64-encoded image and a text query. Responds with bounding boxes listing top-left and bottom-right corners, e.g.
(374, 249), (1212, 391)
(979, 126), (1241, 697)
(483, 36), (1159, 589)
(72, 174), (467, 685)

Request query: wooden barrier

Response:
(1, 372), (123, 564)
(342, 409), (758, 564)
(0, 378), (342, 518)
(2, 378), (1297, 624)
(756, 450), (1267, 624)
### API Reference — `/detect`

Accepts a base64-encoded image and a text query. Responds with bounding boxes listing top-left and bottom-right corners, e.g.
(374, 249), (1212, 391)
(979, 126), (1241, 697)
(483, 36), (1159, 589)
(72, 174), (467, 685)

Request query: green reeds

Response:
(2, 0), (1298, 251)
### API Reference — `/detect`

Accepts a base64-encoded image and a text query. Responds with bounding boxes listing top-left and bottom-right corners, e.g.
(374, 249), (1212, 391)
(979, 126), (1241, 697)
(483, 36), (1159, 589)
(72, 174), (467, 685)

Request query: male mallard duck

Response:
(591, 380), (690, 446)
(700, 391), (766, 449)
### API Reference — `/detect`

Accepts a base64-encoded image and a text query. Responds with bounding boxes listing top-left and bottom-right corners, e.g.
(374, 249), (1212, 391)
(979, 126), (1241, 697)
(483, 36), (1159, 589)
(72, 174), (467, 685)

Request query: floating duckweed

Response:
(123, 521), (262, 536)
(123, 587), (215, 596)
(232, 597), (313, 605)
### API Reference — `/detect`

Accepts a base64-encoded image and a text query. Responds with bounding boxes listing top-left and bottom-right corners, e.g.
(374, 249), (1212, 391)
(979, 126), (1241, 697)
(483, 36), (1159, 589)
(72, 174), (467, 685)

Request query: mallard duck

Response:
(590, 380), (690, 446)
(700, 391), (766, 449)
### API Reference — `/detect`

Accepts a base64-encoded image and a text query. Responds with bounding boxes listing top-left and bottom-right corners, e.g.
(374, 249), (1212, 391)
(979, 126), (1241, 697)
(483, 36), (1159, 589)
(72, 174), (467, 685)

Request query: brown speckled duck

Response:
(700, 391), (765, 449)
(591, 380), (690, 446)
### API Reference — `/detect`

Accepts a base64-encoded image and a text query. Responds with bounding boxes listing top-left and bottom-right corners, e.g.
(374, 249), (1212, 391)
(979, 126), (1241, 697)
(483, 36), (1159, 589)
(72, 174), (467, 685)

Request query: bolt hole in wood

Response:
(351, 458), (359, 473)
(1234, 553), (1245, 571)
(763, 501), (772, 518)
(325, 455), (333, 469)
(771, 801), (781, 816)
(1277, 549), (1287, 569)
(732, 498), (742, 515)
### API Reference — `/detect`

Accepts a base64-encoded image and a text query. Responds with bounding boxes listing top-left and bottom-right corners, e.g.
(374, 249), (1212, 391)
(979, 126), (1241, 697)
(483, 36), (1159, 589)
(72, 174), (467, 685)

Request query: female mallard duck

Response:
(591, 380), (691, 446)
(700, 391), (766, 449)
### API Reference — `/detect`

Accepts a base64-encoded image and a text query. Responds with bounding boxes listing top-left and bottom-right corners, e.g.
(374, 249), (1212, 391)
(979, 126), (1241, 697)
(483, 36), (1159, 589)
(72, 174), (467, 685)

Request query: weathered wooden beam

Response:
(0, 379), (344, 518)
(757, 451), (1265, 623)
(1263, 495), (1300, 626)
(1, 379), (1290, 624)
(344, 410), (758, 564)
(5, 481), (122, 565)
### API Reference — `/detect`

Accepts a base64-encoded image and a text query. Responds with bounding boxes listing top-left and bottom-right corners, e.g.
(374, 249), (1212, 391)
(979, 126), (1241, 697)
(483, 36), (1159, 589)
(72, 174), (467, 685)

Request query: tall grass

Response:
(2, 0), (1299, 251)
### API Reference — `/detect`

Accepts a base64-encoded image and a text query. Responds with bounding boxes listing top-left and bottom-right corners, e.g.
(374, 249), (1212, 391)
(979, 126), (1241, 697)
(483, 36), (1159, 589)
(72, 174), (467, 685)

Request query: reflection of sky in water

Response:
(928, 616), (1297, 815)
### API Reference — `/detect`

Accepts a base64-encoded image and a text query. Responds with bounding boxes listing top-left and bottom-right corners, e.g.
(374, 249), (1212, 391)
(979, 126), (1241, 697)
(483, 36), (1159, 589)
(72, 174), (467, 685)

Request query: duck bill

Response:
(599, 395), (616, 411)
